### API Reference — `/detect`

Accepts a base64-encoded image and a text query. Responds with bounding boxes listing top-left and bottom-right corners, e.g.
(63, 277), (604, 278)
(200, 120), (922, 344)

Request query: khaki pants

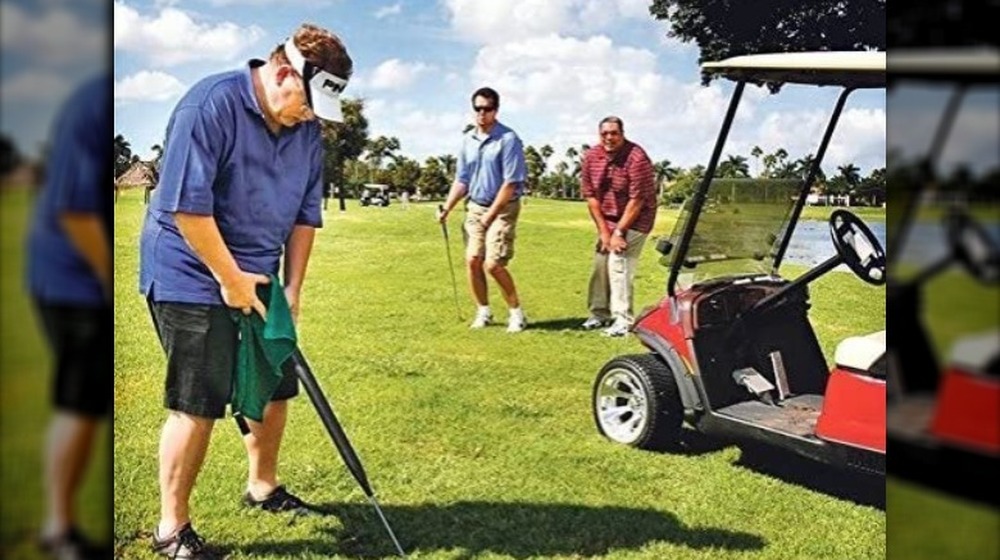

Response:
(588, 230), (648, 324)
(464, 200), (521, 265)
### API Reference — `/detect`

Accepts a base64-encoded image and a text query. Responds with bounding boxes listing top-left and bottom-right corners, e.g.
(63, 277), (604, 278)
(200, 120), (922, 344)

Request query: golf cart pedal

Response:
(769, 351), (792, 400)
(732, 367), (777, 403)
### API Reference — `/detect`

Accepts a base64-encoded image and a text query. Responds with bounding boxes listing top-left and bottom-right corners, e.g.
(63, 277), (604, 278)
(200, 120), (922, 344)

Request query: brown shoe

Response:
(151, 523), (222, 559)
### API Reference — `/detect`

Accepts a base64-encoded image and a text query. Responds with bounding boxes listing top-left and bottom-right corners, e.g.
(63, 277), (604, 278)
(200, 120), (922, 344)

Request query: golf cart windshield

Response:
(666, 51), (886, 293)
(668, 177), (802, 282)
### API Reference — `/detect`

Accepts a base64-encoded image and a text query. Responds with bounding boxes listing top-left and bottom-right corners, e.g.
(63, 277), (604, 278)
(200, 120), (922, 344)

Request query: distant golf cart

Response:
(360, 183), (391, 207)
(885, 48), (1000, 504)
(593, 52), (887, 475)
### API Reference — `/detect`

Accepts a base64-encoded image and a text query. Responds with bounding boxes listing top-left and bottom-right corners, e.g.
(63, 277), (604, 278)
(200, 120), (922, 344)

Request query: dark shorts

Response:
(34, 302), (112, 417)
(147, 300), (299, 419)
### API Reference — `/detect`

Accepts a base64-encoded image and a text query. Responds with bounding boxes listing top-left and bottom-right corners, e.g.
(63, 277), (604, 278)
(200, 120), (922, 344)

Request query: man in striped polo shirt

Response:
(579, 116), (658, 337)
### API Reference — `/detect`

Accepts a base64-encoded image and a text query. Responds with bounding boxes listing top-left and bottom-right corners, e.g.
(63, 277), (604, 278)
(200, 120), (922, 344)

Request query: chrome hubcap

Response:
(596, 368), (648, 444)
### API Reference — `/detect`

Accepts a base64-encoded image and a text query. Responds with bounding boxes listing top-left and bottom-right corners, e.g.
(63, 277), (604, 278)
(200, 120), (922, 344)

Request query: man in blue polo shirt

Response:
(26, 73), (112, 560)
(138, 23), (352, 559)
(437, 87), (528, 332)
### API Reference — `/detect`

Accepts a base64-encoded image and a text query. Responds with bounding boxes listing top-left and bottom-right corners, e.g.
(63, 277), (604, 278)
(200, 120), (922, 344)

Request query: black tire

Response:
(593, 353), (683, 450)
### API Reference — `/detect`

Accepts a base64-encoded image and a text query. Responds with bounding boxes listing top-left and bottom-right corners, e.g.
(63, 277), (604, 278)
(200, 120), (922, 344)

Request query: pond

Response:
(785, 219), (999, 270)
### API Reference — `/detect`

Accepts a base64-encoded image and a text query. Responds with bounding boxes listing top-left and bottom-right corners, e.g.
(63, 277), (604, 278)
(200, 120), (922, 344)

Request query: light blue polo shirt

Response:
(27, 74), (112, 307)
(455, 121), (526, 206)
(139, 60), (324, 305)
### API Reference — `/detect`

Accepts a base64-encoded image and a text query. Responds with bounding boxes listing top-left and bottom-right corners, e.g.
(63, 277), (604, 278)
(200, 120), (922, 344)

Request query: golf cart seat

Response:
(835, 330), (886, 377)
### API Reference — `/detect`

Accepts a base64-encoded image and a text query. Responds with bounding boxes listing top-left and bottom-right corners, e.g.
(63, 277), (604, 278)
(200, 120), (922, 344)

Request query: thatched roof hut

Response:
(115, 161), (158, 190)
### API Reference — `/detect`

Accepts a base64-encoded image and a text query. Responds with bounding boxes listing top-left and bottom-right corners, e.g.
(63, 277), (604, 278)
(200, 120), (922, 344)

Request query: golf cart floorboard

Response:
(716, 395), (823, 438)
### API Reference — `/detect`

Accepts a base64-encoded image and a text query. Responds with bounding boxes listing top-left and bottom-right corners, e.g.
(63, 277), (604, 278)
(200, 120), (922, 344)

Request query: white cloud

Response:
(374, 2), (402, 19)
(207, 0), (334, 5)
(0, 71), (74, 103)
(115, 70), (186, 102)
(445, 0), (651, 43)
(459, 34), (885, 173)
(366, 99), (467, 161)
(114, 1), (265, 67)
(1, 3), (106, 66)
(369, 59), (431, 90)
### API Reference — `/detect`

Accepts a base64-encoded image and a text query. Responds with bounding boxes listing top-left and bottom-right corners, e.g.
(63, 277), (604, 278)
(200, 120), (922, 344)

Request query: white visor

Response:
(284, 38), (348, 122)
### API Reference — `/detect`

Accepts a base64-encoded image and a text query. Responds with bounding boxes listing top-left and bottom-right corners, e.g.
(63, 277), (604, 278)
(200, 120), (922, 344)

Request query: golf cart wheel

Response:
(593, 354), (683, 450)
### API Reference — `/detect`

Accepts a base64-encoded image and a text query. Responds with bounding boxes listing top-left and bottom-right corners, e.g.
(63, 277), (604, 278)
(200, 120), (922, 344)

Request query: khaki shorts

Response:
(464, 199), (521, 265)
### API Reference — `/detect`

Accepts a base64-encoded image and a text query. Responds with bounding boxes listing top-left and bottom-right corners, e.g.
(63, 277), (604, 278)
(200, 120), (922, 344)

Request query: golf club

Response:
(438, 204), (464, 321)
(235, 350), (407, 557)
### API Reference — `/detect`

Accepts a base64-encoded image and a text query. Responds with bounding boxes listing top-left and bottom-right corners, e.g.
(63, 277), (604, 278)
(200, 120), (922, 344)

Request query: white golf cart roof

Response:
(888, 47), (1000, 83)
(702, 51), (885, 88)
(363, 183), (390, 191)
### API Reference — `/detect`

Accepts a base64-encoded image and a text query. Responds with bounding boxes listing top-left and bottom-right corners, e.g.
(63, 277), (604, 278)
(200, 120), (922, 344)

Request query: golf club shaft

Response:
(368, 494), (407, 557)
(290, 350), (375, 496)
(438, 205), (463, 321)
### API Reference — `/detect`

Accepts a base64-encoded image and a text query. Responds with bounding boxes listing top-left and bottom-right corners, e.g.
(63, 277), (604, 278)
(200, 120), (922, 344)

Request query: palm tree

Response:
(540, 144), (554, 177)
(364, 136), (400, 182)
(718, 154), (750, 178)
(114, 134), (132, 179)
(654, 159), (681, 199)
(437, 154), (457, 182)
(750, 145), (764, 177)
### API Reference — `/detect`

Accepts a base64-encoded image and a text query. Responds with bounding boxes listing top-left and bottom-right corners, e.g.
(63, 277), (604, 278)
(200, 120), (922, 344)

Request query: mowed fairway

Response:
(0, 189), (110, 559)
(113, 190), (885, 559)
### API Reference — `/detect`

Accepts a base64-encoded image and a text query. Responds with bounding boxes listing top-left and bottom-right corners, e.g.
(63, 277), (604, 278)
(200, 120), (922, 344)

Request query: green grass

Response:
(113, 191), (890, 559)
(799, 205), (884, 222)
(0, 188), (111, 559)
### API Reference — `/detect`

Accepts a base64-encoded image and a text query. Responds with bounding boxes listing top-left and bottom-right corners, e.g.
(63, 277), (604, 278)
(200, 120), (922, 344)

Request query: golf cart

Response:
(360, 183), (391, 207)
(885, 48), (1000, 504)
(593, 52), (887, 475)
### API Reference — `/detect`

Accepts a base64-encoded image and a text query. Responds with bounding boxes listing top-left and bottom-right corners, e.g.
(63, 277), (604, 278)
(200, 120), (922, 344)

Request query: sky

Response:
(5, 0), (895, 175)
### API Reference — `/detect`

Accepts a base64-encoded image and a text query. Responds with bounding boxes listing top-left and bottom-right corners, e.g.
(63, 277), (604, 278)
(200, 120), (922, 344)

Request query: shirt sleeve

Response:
(154, 105), (224, 216)
(455, 136), (471, 185)
(580, 151), (596, 199)
(501, 133), (526, 184)
(51, 104), (104, 214)
(296, 126), (324, 227)
(628, 148), (655, 201)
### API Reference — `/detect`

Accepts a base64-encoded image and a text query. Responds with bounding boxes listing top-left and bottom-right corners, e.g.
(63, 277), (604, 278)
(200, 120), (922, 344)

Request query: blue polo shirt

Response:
(455, 121), (526, 206)
(27, 74), (112, 306)
(139, 60), (324, 305)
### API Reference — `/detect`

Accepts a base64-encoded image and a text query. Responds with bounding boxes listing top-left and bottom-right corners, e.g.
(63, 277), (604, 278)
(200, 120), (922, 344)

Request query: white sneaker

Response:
(602, 320), (631, 337)
(580, 316), (611, 330)
(507, 310), (527, 333)
(470, 308), (492, 329)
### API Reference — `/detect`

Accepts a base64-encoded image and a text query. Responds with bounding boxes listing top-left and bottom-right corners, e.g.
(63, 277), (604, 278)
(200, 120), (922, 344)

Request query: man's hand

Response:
(436, 205), (449, 224)
(284, 284), (300, 325)
(479, 214), (496, 229)
(598, 231), (612, 254)
(609, 233), (628, 254)
(220, 271), (270, 319)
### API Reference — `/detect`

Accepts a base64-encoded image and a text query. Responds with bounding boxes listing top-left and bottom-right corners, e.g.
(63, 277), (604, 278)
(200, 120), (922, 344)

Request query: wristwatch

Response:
(613, 229), (625, 238)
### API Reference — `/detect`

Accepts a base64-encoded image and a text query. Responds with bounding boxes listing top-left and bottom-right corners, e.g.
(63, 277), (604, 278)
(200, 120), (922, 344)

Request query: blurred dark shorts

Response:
(34, 302), (112, 417)
(147, 300), (298, 419)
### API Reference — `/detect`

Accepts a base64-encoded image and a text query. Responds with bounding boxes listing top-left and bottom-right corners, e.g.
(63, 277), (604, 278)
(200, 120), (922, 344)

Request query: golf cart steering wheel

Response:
(829, 210), (886, 286)
(947, 210), (1000, 283)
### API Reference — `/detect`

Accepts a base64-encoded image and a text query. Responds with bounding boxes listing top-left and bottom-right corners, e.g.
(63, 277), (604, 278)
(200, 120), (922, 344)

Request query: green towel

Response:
(230, 274), (298, 422)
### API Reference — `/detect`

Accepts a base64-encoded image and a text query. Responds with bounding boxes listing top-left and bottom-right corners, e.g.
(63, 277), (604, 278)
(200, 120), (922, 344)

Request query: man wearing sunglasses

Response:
(138, 23), (351, 559)
(580, 116), (658, 337)
(438, 87), (528, 332)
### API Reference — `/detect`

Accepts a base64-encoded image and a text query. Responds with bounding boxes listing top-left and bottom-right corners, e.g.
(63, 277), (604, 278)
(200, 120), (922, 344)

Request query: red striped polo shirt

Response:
(580, 141), (657, 234)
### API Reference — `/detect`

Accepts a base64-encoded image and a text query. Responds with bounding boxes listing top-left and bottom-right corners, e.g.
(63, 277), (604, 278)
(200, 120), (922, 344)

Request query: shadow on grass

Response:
(734, 443), (885, 510)
(235, 501), (766, 559)
(528, 317), (590, 331)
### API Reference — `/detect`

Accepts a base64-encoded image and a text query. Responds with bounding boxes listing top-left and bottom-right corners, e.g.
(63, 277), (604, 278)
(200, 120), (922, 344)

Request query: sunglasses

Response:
(473, 105), (496, 113)
(600, 130), (622, 137)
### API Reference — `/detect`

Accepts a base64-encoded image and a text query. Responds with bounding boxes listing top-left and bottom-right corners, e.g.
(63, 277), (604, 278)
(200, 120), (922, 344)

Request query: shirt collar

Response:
(239, 59), (267, 116)
(473, 121), (506, 141)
